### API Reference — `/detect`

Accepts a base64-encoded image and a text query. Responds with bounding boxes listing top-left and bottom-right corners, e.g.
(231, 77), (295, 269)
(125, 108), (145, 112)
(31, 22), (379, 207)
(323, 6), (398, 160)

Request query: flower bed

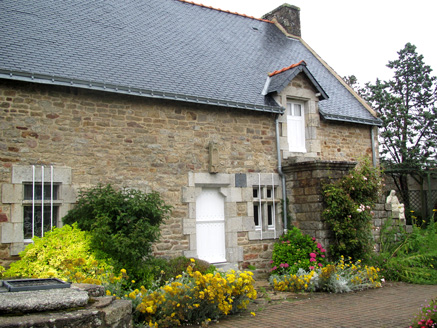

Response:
(270, 256), (382, 293)
(132, 260), (257, 327)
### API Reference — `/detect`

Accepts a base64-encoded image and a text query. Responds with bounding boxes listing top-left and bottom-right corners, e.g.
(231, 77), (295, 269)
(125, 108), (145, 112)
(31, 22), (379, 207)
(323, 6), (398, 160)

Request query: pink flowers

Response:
(310, 253), (316, 258)
(309, 258), (316, 262)
(315, 242), (326, 253)
(279, 263), (289, 268)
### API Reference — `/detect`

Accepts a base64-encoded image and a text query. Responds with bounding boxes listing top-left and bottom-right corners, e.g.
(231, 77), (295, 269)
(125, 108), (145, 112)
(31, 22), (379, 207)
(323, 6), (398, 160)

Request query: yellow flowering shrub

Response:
(4, 223), (113, 280)
(136, 260), (257, 327)
(270, 257), (381, 293)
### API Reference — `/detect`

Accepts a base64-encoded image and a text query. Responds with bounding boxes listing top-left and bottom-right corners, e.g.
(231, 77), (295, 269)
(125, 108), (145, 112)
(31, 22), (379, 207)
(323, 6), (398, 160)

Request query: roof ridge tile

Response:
(268, 60), (306, 77)
(177, 0), (273, 23)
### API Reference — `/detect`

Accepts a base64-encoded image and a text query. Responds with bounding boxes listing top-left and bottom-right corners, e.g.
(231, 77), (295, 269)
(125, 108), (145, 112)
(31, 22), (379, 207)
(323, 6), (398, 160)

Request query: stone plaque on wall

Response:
(235, 173), (247, 187)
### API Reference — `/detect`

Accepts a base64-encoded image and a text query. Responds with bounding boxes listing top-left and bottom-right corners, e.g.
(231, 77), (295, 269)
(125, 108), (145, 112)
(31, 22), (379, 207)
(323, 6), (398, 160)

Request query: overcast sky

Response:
(196, 0), (437, 85)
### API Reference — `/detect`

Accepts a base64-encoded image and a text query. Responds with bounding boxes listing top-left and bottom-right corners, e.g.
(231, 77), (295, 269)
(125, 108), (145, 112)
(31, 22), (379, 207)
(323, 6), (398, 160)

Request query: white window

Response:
(1, 165), (75, 253)
(287, 101), (306, 152)
(23, 181), (61, 242)
(253, 185), (278, 232)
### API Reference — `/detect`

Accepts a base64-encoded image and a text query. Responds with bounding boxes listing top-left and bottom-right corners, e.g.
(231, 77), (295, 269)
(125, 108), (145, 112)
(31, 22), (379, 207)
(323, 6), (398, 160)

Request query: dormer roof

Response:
(264, 61), (328, 101)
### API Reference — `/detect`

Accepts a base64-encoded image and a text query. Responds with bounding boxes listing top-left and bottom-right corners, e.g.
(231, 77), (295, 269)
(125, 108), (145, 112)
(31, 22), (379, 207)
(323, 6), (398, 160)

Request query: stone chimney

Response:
(262, 4), (301, 37)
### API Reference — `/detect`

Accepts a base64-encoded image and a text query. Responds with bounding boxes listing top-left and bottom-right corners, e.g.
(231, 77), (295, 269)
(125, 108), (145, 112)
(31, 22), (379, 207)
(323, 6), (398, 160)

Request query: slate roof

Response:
(265, 61), (328, 100)
(0, 0), (381, 125)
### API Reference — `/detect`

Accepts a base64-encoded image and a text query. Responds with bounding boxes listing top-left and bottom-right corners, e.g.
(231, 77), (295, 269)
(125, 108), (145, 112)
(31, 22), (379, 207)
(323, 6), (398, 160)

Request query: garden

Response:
(1, 162), (436, 327)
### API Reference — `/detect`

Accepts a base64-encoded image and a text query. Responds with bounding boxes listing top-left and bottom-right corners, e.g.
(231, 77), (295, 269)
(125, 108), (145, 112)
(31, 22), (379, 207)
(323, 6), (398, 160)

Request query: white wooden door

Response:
(196, 188), (226, 263)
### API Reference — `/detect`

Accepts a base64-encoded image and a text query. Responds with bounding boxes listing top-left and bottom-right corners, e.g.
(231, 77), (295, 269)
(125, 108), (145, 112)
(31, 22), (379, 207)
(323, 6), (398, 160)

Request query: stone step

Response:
(0, 288), (89, 314)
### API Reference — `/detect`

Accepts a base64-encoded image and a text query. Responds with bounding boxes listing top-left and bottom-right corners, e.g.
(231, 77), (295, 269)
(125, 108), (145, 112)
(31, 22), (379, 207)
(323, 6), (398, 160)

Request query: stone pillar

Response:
(283, 159), (356, 250)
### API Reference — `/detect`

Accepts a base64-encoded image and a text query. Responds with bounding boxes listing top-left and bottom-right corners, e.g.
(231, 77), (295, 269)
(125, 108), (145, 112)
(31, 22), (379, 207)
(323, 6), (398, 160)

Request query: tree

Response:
(343, 75), (365, 97)
(363, 43), (437, 204)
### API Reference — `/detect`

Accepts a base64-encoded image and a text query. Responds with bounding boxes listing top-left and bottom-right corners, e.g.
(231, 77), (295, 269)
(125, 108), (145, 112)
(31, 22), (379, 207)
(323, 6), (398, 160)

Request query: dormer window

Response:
(287, 101), (306, 153)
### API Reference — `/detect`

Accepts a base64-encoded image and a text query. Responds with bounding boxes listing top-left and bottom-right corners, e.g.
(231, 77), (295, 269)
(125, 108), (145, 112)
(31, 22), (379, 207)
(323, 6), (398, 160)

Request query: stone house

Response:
(0, 0), (381, 270)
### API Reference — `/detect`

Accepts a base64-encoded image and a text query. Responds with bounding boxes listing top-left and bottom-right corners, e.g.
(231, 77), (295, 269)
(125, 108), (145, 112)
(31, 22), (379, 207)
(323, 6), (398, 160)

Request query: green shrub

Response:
(63, 184), (172, 284)
(271, 226), (327, 275)
(5, 223), (112, 279)
(322, 159), (382, 261)
(369, 215), (437, 284)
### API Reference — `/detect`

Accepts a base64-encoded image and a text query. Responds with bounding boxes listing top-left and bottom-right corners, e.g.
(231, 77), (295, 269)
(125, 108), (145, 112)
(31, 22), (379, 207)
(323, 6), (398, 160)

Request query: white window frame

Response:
(1, 165), (75, 253)
(22, 173), (62, 243)
(287, 100), (306, 153)
(251, 173), (280, 240)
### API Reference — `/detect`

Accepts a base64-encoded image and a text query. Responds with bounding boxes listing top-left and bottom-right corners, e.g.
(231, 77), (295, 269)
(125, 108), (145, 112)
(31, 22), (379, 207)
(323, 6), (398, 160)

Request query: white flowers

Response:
(357, 204), (366, 213)
(357, 204), (371, 213)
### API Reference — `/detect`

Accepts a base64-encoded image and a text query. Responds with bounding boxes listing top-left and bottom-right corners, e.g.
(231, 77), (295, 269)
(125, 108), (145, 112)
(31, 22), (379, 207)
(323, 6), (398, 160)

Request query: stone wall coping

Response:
(283, 159), (357, 173)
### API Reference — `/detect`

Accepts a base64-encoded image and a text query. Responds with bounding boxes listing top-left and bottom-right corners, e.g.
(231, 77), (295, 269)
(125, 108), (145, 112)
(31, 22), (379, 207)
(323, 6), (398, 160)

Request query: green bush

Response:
(322, 159), (382, 261)
(369, 215), (437, 284)
(63, 184), (172, 284)
(5, 223), (112, 279)
(271, 226), (327, 275)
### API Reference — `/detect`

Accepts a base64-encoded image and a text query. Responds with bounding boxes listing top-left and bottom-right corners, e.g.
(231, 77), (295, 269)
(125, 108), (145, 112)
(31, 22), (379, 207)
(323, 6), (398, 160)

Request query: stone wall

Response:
(283, 160), (356, 250)
(318, 120), (377, 162)
(283, 160), (406, 255)
(0, 79), (278, 265)
(0, 78), (380, 270)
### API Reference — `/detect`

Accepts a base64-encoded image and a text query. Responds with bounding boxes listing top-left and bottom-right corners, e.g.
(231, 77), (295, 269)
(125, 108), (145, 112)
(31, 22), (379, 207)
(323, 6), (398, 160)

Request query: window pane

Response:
(294, 104), (302, 116)
(267, 205), (273, 226)
(24, 184), (59, 200)
(254, 205), (259, 226)
(287, 103), (293, 116)
(253, 188), (258, 198)
(24, 206), (58, 239)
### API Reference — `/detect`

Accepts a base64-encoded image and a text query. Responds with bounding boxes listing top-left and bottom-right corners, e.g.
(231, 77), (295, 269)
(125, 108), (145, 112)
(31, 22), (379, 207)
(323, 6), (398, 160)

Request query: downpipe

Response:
(275, 114), (288, 233)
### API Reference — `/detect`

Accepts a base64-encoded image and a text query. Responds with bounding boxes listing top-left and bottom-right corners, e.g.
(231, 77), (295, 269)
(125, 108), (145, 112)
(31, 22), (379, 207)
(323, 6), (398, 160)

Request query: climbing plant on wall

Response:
(322, 159), (382, 261)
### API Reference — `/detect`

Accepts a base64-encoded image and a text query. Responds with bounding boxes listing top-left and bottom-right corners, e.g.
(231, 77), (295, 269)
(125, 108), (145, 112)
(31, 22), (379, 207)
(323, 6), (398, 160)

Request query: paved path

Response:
(210, 283), (437, 328)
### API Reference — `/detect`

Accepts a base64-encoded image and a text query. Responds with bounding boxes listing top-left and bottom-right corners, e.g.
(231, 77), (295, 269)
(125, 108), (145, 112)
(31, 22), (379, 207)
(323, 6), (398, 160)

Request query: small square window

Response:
(253, 186), (278, 231)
